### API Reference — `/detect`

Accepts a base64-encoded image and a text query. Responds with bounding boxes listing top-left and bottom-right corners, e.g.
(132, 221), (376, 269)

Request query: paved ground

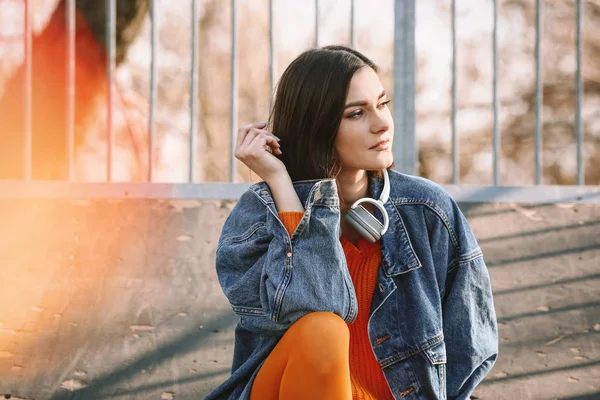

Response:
(462, 202), (600, 400)
(0, 199), (598, 399)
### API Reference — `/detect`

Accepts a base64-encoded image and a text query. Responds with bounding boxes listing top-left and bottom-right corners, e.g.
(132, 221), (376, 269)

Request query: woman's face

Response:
(335, 66), (394, 173)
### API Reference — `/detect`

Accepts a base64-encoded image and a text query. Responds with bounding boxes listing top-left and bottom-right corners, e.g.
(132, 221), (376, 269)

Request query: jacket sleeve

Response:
(443, 254), (498, 399)
(439, 200), (498, 399)
(215, 186), (357, 335)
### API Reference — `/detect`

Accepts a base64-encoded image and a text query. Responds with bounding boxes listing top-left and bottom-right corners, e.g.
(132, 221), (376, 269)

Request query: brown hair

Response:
(268, 45), (379, 182)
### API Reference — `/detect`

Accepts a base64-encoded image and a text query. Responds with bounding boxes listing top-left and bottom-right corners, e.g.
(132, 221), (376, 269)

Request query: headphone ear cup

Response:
(345, 206), (382, 243)
(346, 211), (378, 243)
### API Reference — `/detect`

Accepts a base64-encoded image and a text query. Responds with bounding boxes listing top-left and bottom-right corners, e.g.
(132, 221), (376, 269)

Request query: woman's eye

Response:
(349, 110), (363, 119)
(378, 100), (391, 108)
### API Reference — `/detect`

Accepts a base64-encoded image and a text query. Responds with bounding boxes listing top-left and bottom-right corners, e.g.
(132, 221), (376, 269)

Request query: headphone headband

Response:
(380, 168), (390, 204)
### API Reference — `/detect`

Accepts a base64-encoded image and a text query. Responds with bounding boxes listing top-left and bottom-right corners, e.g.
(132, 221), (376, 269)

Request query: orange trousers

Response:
(250, 312), (352, 400)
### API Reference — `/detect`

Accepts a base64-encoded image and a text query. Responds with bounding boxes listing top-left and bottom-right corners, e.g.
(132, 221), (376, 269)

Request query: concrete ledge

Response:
(0, 200), (598, 399)
(1, 181), (600, 204)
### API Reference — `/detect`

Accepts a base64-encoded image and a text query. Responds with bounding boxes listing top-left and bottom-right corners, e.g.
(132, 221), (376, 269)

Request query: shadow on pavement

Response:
(481, 359), (600, 384)
(559, 393), (600, 400)
(48, 311), (237, 400)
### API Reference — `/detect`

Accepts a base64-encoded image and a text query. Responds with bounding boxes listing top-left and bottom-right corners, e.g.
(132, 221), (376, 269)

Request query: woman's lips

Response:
(370, 139), (391, 151)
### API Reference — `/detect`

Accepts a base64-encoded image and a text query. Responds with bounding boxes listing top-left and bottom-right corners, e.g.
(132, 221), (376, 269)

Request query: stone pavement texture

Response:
(0, 199), (598, 399)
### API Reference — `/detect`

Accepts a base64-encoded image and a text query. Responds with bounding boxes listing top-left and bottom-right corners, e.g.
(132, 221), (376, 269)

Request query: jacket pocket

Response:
(382, 336), (447, 399)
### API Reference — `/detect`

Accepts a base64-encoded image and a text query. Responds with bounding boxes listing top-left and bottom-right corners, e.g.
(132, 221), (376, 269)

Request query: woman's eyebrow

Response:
(344, 90), (387, 109)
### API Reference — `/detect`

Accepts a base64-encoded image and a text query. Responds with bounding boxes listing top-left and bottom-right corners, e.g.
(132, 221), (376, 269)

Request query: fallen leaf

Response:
(161, 392), (175, 400)
(60, 379), (88, 391)
(535, 351), (546, 357)
(494, 371), (509, 378)
(570, 348), (580, 353)
(567, 376), (579, 383)
(129, 325), (154, 332)
(574, 355), (589, 361)
(169, 199), (201, 212)
(536, 306), (550, 312)
(593, 323), (600, 331)
(546, 333), (570, 346)
(509, 204), (543, 221)
(555, 203), (575, 209)
(176, 235), (192, 242)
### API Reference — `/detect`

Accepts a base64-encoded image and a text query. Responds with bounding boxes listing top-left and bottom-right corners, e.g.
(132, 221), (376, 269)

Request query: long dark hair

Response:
(268, 45), (379, 182)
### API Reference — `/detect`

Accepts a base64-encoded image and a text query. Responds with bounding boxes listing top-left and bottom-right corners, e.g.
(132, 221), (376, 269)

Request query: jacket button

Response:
(286, 251), (292, 258)
(375, 334), (391, 345)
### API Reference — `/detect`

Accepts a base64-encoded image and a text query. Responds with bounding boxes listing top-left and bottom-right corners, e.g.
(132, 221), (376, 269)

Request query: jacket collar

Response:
(249, 178), (339, 208)
(369, 173), (423, 276)
(250, 174), (421, 276)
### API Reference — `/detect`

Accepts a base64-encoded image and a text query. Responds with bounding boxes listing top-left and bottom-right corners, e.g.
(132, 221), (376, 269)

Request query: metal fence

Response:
(2, 0), (599, 203)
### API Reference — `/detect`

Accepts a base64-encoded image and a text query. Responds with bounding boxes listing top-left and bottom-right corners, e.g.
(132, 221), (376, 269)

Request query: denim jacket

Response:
(206, 170), (498, 400)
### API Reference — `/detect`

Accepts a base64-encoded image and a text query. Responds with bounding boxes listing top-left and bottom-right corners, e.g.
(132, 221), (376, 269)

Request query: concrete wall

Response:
(0, 199), (598, 399)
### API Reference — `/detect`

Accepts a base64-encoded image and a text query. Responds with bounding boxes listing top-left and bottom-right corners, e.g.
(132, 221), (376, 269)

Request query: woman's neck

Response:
(338, 169), (369, 212)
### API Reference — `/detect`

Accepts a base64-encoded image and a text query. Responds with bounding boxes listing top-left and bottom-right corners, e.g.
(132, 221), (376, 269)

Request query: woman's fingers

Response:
(236, 121), (268, 148)
(233, 122), (287, 181)
(248, 132), (282, 155)
(237, 128), (280, 158)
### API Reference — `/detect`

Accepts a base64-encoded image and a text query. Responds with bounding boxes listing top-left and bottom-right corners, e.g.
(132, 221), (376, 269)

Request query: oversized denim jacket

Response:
(206, 170), (498, 400)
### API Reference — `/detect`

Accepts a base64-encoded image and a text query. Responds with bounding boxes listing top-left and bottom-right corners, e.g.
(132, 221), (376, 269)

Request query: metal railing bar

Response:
(66, 0), (76, 181)
(350, 0), (356, 48)
(451, 0), (458, 184)
(106, 0), (116, 182)
(190, 0), (199, 183)
(148, 0), (158, 182)
(392, 0), (416, 176)
(24, 0), (32, 180)
(269, 0), (276, 94)
(492, 0), (500, 186)
(575, 0), (584, 185)
(534, 0), (543, 184)
(229, 0), (238, 183)
(315, 0), (319, 47)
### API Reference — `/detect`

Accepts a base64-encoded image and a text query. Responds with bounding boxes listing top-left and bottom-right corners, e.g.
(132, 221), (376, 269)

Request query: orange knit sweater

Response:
(279, 212), (393, 400)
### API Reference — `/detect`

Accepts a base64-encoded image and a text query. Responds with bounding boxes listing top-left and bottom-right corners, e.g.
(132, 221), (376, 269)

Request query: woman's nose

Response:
(371, 112), (391, 134)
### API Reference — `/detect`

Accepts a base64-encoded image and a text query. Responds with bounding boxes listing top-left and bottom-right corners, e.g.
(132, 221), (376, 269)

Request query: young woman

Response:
(206, 45), (498, 400)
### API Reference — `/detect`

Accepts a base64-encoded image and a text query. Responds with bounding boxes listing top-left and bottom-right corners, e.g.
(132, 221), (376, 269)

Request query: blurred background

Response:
(0, 1), (599, 399)
(0, 0), (598, 185)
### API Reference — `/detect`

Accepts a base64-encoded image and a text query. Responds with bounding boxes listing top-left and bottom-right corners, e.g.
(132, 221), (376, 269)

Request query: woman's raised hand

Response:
(234, 122), (287, 182)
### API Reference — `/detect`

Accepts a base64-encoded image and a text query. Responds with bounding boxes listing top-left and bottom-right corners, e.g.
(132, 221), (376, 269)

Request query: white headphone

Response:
(344, 169), (390, 243)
